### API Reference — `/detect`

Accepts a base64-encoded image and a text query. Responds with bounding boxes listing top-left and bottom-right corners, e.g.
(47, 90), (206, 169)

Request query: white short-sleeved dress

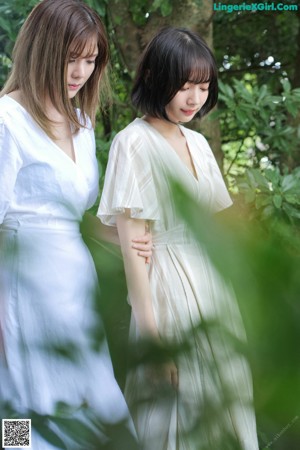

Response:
(98, 118), (259, 450)
(0, 95), (135, 450)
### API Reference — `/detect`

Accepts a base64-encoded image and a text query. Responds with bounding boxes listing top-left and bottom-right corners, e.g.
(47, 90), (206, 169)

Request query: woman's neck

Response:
(143, 115), (183, 140)
(7, 89), (24, 106)
(44, 97), (66, 122)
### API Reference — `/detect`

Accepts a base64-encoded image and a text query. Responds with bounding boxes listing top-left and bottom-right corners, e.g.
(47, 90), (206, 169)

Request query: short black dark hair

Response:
(131, 27), (218, 121)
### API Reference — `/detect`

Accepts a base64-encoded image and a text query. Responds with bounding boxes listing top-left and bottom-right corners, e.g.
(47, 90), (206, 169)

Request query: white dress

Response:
(0, 96), (135, 450)
(98, 118), (259, 450)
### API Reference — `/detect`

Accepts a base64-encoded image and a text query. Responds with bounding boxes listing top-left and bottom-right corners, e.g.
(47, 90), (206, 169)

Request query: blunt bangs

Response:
(65, 5), (108, 63)
(132, 27), (218, 121)
(69, 34), (99, 59)
(185, 58), (214, 86)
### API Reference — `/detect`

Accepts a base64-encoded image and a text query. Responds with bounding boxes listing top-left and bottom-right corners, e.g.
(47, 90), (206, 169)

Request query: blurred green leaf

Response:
(272, 193), (282, 209)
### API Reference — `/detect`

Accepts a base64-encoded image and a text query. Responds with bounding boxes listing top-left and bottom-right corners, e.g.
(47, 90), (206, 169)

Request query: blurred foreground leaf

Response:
(171, 179), (300, 449)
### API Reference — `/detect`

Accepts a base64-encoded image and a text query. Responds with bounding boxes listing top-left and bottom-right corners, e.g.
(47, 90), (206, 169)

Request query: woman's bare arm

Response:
(81, 212), (153, 261)
(116, 209), (178, 387)
(116, 210), (159, 339)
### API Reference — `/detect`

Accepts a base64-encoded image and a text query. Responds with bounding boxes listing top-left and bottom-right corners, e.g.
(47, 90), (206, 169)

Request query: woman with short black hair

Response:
(132, 27), (218, 120)
(98, 27), (259, 450)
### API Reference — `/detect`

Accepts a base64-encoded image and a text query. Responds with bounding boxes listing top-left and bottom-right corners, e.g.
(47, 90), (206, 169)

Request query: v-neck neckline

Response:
(45, 129), (78, 166)
(138, 118), (199, 181)
(5, 94), (78, 167)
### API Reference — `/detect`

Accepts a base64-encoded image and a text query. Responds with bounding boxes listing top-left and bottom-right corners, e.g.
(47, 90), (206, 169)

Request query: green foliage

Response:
(0, 0), (34, 86)
(128, 0), (173, 25)
(0, 0), (36, 44)
(172, 180), (300, 450)
(214, 76), (300, 178)
(0, 0), (61, 87)
(84, 0), (108, 17)
(214, 3), (299, 88)
(238, 167), (300, 226)
(1, 401), (140, 450)
(1, 1), (300, 448)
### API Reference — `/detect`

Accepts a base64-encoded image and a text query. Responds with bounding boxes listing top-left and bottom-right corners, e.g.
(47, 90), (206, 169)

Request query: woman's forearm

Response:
(116, 211), (159, 340)
(82, 212), (120, 245)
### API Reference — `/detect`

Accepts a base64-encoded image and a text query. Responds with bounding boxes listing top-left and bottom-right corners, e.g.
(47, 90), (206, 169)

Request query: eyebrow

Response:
(70, 52), (98, 58)
(81, 52), (98, 56)
(187, 79), (210, 84)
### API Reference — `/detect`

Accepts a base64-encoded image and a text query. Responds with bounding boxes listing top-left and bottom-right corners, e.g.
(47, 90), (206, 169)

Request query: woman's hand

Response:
(82, 214), (153, 263)
(132, 231), (153, 264)
(145, 360), (178, 390)
(168, 360), (179, 389)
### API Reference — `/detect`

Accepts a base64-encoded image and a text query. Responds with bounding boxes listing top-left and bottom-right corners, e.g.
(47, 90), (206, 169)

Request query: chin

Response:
(181, 116), (194, 123)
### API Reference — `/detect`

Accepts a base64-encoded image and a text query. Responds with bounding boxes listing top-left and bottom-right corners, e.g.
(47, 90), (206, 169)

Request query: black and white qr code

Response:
(2, 419), (31, 448)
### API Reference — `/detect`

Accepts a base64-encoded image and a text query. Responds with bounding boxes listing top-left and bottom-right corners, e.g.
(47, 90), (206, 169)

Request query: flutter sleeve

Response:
(97, 127), (160, 226)
(0, 117), (23, 224)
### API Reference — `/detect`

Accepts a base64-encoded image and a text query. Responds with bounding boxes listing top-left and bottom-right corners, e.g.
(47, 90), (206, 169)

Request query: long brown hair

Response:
(1, 0), (110, 138)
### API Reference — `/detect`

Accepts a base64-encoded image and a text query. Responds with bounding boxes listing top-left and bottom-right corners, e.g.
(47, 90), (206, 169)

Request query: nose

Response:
(187, 87), (202, 106)
(71, 60), (85, 79)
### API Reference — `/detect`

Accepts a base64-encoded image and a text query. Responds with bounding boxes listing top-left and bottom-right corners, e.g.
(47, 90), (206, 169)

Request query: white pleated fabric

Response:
(0, 96), (135, 450)
(98, 118), (259, 450)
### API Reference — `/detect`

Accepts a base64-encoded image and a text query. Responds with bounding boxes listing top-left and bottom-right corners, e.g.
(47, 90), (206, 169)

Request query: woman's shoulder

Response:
(0, 94), (22, 117)
(114, 118), (145, 141)
(0, 96), (25, 158)
(106, 119), (153, 167)
(0, 94), (32, 130)
(0, 95), (26, 137)
(111, 118), (146, 152)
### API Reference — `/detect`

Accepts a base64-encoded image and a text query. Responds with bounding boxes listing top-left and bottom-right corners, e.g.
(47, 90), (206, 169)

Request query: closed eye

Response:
(180, 83), (191, 91)
(180, 82), (210, 92)
(199, 83), (210, 91)
(69, 54), (98, 64)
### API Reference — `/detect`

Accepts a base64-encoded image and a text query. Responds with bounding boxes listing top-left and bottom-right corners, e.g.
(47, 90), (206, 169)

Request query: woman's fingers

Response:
(132, 232), (153, 245)
(170, 366), (179, 389)
(165, 361), (178, 389)
(132, 243), (151, 250)
(145, 362), (178, 391)
(132, 231), (153, 262)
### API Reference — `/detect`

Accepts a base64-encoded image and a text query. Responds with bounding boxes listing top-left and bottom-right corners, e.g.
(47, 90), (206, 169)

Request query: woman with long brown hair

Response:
(0, 1), (150, 448)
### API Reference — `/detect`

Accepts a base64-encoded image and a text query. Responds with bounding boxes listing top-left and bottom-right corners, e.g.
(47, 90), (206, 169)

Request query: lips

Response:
(68, 84), (80, 90)
(181, 109), (197, 116)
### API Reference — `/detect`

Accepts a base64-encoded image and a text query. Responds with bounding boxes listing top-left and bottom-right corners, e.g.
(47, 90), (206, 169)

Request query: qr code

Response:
(2, 419), (31, 448)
